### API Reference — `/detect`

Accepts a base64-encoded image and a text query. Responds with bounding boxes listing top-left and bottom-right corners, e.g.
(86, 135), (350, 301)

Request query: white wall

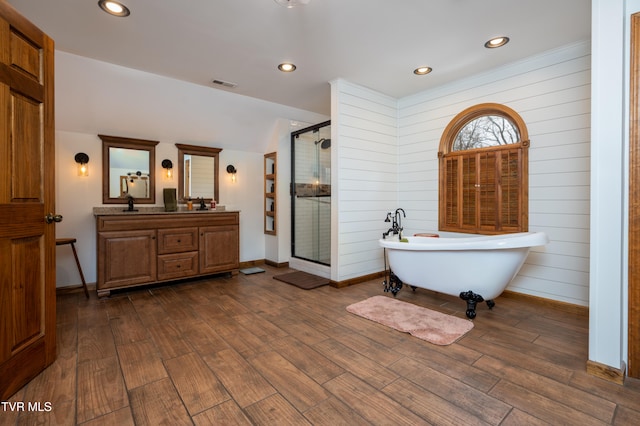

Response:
(53, 52), (327, 288)
(330, 79), (398, 282)
(397, 41), (592, 306)
(586, 0), (631, 374)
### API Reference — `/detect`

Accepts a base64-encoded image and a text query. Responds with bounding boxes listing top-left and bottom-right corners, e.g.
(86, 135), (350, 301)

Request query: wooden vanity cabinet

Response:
(200, 225), (240, 274)
(98, 229), (157, 292)
(96, 212), (239, 297)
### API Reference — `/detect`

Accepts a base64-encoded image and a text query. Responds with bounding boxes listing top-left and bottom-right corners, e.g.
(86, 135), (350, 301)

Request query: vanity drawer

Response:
(157, 227), (198, 254)
(157, 251), (199, 280)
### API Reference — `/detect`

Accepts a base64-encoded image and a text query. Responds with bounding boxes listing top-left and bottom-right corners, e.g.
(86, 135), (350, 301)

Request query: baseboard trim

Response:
(264, 259), (289, 268)
(331, 271), (386, 288)
(500, 290), (589, 316)
(56, 283), (96, 295)
(586, 360), (626, 385)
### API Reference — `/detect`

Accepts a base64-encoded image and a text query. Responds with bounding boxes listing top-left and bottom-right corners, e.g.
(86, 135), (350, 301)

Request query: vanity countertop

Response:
(93, 206), (236, 216)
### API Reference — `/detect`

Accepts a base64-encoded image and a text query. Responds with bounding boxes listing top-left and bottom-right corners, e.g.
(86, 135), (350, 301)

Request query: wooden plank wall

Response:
(331, 80), (398, 281)
(396, 41), (591, 306)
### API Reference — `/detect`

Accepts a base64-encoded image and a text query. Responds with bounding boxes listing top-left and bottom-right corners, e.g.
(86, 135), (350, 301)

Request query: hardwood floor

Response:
(4, 265), (640, 425)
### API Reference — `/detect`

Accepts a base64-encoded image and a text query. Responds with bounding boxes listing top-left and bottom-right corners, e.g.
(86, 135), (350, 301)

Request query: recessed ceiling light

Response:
(278, 63), (297, 72)
(484, 36), (509, 49)
(98, 0), (130, 17)
(274, 0), (311, 8)
(413, 66), (432, 75)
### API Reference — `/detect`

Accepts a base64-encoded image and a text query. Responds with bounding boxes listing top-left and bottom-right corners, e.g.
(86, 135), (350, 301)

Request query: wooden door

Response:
(629, 12), (640, 379)
(0, 2), (56, 399)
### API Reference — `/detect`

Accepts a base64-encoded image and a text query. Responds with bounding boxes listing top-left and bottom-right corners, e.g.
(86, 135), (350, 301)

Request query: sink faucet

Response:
(124, 195), (138, 212)
(197, 197), (208, 211)
(382, 209), (406, 239)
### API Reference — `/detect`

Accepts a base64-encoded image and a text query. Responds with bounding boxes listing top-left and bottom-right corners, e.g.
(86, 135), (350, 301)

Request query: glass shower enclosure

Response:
(291, 121), (331, 266)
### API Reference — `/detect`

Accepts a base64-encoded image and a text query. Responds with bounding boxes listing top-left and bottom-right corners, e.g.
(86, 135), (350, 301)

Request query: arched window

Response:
(438, 103), (529, 234)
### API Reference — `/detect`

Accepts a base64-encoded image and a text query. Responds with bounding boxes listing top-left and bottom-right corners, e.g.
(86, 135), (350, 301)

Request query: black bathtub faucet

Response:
(382, 209), (406, 239)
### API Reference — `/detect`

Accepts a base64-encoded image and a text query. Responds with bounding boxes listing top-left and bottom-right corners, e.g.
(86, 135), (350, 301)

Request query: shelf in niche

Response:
(264, 152), (277, 235)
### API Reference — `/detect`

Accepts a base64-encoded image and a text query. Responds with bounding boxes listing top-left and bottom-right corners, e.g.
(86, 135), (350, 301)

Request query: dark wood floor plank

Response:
(474, 355), (616, 422)
(76, 298), (109, 328)
(22, 350), (76, 401)
(164, 352), (231, 416)
(269, 335), (345, 384)
(327, 324), (405, 367)
(249, 350), (331, 411)
(499, 408), (551, 426)
(79, 406), (135, 426)
(116, 339), (168, 390)
(459, 335), (576, 384)
(382, 378), (491, 426)
(202, 348), (277, 408)
(264, 310), (332, 346)
(129, 378), (192, 426)
(489, 380), (609, 425)
(77, 324), (117, 363)
(390, 356), (511, 424)
(613, 405), (640, 425)
(175, 319), (232, 355)
(76, 356), (129, 424)
(313, 338), (399, 390)
(103, 295), (138, 318)
(244, 394), (312, 425)
(192, 400), (253, 426)
(569, 369), (640, 413)
(391, 343), (499, 393)
(302, 397), (370, 425)
(109, 314), (149, 345)
(16, 399), (75, 426)
(145, 319), (193, 360)
(323, 373), (429, 425)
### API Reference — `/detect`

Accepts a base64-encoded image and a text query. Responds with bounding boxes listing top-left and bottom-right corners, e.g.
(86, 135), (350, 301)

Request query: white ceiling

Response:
(8, 0), (591, 116)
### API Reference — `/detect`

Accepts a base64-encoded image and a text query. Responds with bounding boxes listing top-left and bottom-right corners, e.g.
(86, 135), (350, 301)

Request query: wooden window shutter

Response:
(500, 148), (521, 230)
(479, 151), (498, 229)
(438, 103), (529, 234)
(443, 156), (459, 228)
(461, 155), (477, 228)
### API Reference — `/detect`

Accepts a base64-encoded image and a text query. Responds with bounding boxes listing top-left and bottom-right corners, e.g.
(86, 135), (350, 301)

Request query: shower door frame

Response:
(291, 120), (331, 266)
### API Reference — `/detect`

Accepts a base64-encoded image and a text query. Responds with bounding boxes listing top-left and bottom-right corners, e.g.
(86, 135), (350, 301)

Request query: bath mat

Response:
(346, 296), (474, 345)
(273, 271), (329, 290)
(240, 267), (265, 275)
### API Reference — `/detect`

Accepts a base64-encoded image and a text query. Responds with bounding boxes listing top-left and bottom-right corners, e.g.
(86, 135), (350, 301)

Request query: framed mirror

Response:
(100, 135), (159, 204)
(176, 143), (221, 203)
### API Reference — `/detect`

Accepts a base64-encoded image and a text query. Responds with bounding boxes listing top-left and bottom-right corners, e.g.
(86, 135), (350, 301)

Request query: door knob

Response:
(45, 213), (63, 224)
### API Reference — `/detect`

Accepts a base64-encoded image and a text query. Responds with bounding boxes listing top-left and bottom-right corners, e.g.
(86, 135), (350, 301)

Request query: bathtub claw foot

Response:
(486, 299), (495, 310)
(383, 271), (403, 296)
(459, 291), (484, 319)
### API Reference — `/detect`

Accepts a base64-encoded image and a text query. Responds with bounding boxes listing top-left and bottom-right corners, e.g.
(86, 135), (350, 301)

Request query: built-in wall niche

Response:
(264, 152), (277, 234)
(100, 134), (158, 204)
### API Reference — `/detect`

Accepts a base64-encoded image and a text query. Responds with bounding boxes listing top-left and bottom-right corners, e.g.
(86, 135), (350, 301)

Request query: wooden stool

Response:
(56, 238), (89, 298)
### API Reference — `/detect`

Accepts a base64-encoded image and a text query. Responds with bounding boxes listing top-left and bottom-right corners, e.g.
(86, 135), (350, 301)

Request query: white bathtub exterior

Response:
(379, 232), (549, 301)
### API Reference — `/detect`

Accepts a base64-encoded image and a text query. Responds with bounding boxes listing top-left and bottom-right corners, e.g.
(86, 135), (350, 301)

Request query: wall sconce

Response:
(75, 152), (89, 177)
(161, 159), (173, 179)
(226, 165), (237, 182)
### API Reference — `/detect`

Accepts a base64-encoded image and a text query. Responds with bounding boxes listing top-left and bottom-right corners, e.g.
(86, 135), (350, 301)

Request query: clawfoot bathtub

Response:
(379, 232), (549, 319)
